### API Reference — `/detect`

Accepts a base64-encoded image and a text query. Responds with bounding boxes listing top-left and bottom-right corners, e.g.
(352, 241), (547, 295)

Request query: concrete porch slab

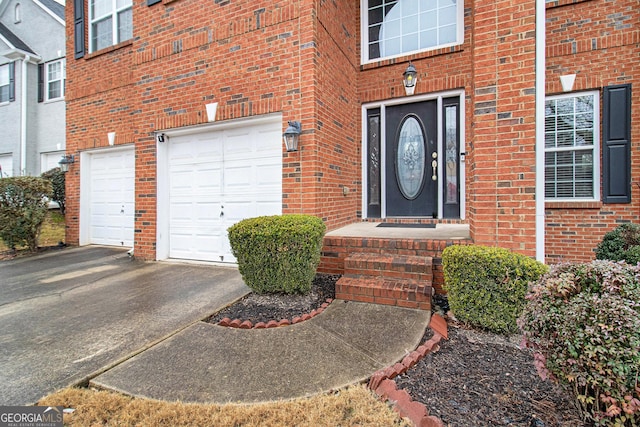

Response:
(326, 222), (470, 240)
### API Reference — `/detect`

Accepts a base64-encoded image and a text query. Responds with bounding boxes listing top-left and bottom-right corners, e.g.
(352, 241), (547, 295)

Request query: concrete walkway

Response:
(90, 300), (430, 403)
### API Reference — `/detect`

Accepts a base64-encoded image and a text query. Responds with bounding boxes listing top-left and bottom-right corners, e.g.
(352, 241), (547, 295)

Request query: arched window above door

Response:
(362, 0), (463, 63)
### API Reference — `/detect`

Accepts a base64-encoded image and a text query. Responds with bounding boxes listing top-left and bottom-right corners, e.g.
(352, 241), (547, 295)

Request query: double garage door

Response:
(162, 118), (283, 263)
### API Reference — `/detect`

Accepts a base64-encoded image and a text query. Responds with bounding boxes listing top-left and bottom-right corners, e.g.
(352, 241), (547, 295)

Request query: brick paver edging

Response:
(217, 299), (334, 329)
(368, 314), (447, 427)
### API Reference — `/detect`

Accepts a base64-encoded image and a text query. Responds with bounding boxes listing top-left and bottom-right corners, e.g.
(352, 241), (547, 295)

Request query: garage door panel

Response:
(256, 200), (282, 216)
(169, 202), (195, 222)
(224, 166), (253, 190)
(170, 227), (225, 262)
(256, 162), (281, 177)
(169, 170), (196, 189)
(224, 130), (252, 150)
(195, 167), (223, 191)
(167, 120), (282, 263)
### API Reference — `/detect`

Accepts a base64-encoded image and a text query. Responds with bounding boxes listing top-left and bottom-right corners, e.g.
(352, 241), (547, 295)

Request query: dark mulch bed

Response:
(395, 322), (585, 426)
(206, 274), (585, 426)
(205, 274), (338, 325)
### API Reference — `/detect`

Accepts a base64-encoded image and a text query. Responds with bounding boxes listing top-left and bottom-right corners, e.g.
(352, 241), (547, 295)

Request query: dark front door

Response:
(385, 101), (437, 217)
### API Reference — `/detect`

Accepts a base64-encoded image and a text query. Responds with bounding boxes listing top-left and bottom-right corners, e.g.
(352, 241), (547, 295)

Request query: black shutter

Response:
(38, 63), (44, 102)
(74, 0), (85, 59)
(602, 84), (632, 203)
(8, 62), (15, 101)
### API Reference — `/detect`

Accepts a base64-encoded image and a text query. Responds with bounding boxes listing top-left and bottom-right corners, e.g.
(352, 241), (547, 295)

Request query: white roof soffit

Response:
(1, 47), (41, 62)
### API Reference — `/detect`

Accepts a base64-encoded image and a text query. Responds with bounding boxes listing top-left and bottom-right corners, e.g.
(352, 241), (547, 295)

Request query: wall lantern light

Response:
(58, 154), (75, 173)
(403, 62), (418, 96)
(283, 121), (302, 152)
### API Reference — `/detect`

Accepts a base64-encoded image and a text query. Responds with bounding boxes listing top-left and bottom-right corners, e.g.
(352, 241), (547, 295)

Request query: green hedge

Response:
(228, 215), (326, 294)
(0, 176), (53, 251)
(443, 245), (548, 334)
(519, 261), (640, 425)
(595, 223), (640, 265)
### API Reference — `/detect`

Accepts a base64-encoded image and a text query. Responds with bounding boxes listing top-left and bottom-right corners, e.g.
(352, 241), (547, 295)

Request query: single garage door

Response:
(167, 121), (282, 263)
(0, 154), (13, 177)
(84, 148), (135, 247)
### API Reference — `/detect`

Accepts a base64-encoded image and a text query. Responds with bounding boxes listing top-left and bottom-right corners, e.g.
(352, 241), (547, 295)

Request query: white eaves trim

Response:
(33, 0), (65, 26)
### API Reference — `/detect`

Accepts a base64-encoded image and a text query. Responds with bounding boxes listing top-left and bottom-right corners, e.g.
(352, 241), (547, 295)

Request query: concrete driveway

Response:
(0, 246), (249, 405)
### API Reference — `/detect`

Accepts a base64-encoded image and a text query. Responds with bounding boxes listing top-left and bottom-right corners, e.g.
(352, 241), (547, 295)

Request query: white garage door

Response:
(85, 148), (135, 247)
(41, 151), (65, 173)
(168, 121), (282, 263)
(0, 154), (13, 177)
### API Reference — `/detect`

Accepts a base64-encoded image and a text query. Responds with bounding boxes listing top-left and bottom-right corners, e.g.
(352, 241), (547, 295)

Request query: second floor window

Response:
(0, 63), (14, 103)
(362, 0), (464, 63)
(46, 60), (66, 101)
(90, 0), (133, 52)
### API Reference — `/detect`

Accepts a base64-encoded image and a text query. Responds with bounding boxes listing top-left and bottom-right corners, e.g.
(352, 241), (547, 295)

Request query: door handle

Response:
(431, 152), (438, 181)
(220, 205), (224, 218)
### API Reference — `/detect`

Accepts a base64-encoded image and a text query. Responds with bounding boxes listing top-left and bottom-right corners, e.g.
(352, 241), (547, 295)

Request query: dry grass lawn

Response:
(39, 386), (408, 426)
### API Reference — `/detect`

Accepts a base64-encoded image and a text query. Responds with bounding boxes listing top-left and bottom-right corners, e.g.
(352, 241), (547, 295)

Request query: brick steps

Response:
(343, 252), (433, 282)
(319, 235), (471, 294)
(336, 253), (433, 310)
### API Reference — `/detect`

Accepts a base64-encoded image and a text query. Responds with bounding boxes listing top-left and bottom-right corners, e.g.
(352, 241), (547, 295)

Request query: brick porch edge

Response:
(368, 313), (447, 427)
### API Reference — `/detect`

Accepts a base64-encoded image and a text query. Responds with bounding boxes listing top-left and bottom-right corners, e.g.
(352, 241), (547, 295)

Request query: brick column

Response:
(469, 0), (538, 256)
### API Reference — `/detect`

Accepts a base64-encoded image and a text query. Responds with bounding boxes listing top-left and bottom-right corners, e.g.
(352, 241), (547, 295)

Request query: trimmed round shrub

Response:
(228, 214), (326, 294)
(596, 223), (640, 265)
(442, 245), (548, 334)
(0, 176), (53, 251)
(41, 167), (66, 214)
(519, 261), (640, 425)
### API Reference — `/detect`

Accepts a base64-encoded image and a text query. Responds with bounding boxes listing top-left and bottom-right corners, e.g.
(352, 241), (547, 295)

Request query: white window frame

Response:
(0, 63), (11, 103)
(45, 59), (66, 101)
(89, 0), (133, 53)
(361, 0), (464, 64)
(544, 91), (600, 201)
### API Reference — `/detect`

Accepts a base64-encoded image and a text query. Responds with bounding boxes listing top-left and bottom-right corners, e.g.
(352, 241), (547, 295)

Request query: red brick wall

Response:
(468, 0), (538, 257)
(64, 0), (638, 264)
(357, 0), (538, 257)
(65, 0), (362, 259)
(313, 1), (360, 227)
(544, 0), (640, 263)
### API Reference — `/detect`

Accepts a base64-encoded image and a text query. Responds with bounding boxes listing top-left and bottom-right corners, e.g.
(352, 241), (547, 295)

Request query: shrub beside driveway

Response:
(0, 209), (65, 256)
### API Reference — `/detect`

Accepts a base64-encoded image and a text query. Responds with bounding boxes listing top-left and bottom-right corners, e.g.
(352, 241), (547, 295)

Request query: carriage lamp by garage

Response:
(403, 62), (418, 96)
(58, 154), (75, 173)
(283, 121), (302, 152)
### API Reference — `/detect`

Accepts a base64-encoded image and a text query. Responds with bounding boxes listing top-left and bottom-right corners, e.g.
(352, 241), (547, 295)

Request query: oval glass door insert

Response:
(396, 115), (426, 200)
